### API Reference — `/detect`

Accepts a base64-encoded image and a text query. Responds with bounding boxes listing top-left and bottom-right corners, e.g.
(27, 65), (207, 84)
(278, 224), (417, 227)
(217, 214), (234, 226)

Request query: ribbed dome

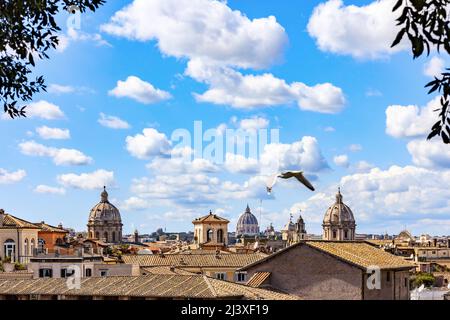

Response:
(236, 205), (259, 236)
(323, 189), (355, 225)
(88, 187), (122, 223)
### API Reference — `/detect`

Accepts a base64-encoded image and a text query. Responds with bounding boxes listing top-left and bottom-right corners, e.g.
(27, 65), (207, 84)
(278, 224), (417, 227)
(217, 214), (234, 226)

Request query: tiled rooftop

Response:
(0, 213), (40, 229)
(0, 275), (299, 300)
(122, 252), (267, 268)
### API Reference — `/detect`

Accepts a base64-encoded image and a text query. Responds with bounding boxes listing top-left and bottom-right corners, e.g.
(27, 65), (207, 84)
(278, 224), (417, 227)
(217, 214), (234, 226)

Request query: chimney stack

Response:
(0, 209), (4, 226)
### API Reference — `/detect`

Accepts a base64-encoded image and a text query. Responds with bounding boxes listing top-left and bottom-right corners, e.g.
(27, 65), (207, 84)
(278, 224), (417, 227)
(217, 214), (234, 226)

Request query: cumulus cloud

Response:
(351, 160), (375, 173)
(101, 0), (287, 69)
(333, 154), (350, 168)
(293, 165), (450, 233)
(120, 196), (153, 211)
(34, 185), (66, 195)
(224, 153), (260, 174)
(48, 83), (94, 95)
(307, 0), (406, 59)
(186, 59), (345, 112)
(57, 170), (115, 190)
(98, 113), (130, 129)
(260, 136), (329, 173)
(349, 144), (362, 152)
(56, 27), (111, 53)
(407, 139), (450, 169)
(36, 126), (70, 140)
(0, 168), (26, 184)
(126, 128), (171, 159)
(424, 56), (445, 77)
(24, 100), (65, 120)
(386, 97), (438, 138)
(109, 76), (171, 104)
(239, 116), (269, 131)
(19, 141), (92, 166)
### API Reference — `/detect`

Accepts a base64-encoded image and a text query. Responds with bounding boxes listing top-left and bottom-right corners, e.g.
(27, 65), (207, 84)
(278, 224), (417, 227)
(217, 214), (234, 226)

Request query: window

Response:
(332, 231), (337, 239)
(100, 270), (108, 277)
(61, 268), (75, 278)
(215, 273), (226, 280)
(404, 278), (408, 287)
(112, 231), (116, 243)
(207, 229), (213, 242)
(236, 273), (246, 282)
(24, 239), (29, 256)
(4, 239), (16, 261)
(38, 238), (45, 253)
(85, 268), (92, 277)
(386, 271), (391, 282)
(30, 239), (35, 255)
(217, 229), (224, 243)
(432, 251), (436, 254)
(104, 232), (108, 242)
(39, 268), (53, 278)
(344, 230), (348, 239)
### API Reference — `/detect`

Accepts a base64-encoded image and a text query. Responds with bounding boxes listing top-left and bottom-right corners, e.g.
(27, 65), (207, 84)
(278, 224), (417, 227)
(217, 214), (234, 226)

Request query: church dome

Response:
(88, 187), (122, 223)
(236, 205), (259, 236)
(323, 188), (355, 226)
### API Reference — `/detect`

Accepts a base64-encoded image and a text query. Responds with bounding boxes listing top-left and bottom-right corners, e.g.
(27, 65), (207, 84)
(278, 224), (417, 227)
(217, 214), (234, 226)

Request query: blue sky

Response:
(1, 0), (449, 236)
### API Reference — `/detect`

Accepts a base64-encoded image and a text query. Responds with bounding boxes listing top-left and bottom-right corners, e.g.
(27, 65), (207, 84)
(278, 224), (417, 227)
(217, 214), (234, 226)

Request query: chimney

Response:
(0, 209), (4, 226)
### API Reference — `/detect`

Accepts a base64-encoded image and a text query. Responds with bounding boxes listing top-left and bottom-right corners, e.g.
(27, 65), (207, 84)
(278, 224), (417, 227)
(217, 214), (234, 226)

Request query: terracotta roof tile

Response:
(0, 275), (298, 300)
(0, 214), (40, 229)
(246, 272), (271, 287)
(122, 252), (267, 268)
(192, 212), (229, 224)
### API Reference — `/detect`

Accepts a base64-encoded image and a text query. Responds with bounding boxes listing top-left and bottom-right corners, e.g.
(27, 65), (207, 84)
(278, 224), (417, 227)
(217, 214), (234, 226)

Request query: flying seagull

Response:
(266, 171), (315, 194)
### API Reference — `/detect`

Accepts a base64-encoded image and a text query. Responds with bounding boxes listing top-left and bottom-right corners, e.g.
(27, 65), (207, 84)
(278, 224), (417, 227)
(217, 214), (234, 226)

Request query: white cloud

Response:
(324, 126), (336, 132)
(57, 170), (115, 190)
(407, 139), (450, 169)
(260, 136), (329, 173)
(224, 153), (260, 174)
(352, 160), (375, 173)
(424, 56), (445, 77)
(48, 83), (94, 95)
(56, 28), (111, 53)
(333, 154), (349, 167)
(126, 128), (171, 159)
(385, 97), (438, 138)
(294, 165), (450, 232)
(146, 147), (218, 174)
(36, 126), (70, 140)
(239, 117), (269, 131)
(120, 197), (152, 211)
(19, 141), (92, 166)
(109, 76), (172, 104)
(101, 0), (287, 69)
(98, 113), (130, 129)
(25, 100), (65, 120)
(307, 0), (406, 59)
(0, 169), (26, 184)
(34, 185), (66, 195)
(48, 84), (75, 94)
(349, 144), (362, 152)
(186, 59), (345, 112)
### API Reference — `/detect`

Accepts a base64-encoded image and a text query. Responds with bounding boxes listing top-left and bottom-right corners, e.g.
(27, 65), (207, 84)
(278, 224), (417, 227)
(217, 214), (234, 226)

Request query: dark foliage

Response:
(0, 0), (105, 118)
(392, 0), (450, 143)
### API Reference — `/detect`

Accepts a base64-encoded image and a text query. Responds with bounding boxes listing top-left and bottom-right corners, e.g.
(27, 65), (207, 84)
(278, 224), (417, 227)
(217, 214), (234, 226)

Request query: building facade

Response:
(0, 209), (40, 264)
(281, 214), (307, 246)
(193, 211), (229, 249)
(87, 187), (122, 244)
(239, 241), (413, 300)
(322, 188), (356, 241)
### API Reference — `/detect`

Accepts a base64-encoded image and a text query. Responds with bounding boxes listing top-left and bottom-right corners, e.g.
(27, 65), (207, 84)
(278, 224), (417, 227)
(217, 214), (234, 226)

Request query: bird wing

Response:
(279, 171), (295, 179)
(265, 173), (279, 189)
(293, 172), (315, 191)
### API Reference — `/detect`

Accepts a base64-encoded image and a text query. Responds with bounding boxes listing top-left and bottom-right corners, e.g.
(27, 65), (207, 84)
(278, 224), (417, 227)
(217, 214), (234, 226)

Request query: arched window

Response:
(24, 238), (29, 256)
(104, 232), (108, 242)
(95, 231), (100, 239)
(38, 239), (45, 253)
(332, 230), (337, 239)
(217, 229), (224, 243)
(30, 239), (35, 255)
(207, 229), (213, 242)
(4, 239), (16, 261)
(344, 230), (348, 239)
(112, 231), (116, 243)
